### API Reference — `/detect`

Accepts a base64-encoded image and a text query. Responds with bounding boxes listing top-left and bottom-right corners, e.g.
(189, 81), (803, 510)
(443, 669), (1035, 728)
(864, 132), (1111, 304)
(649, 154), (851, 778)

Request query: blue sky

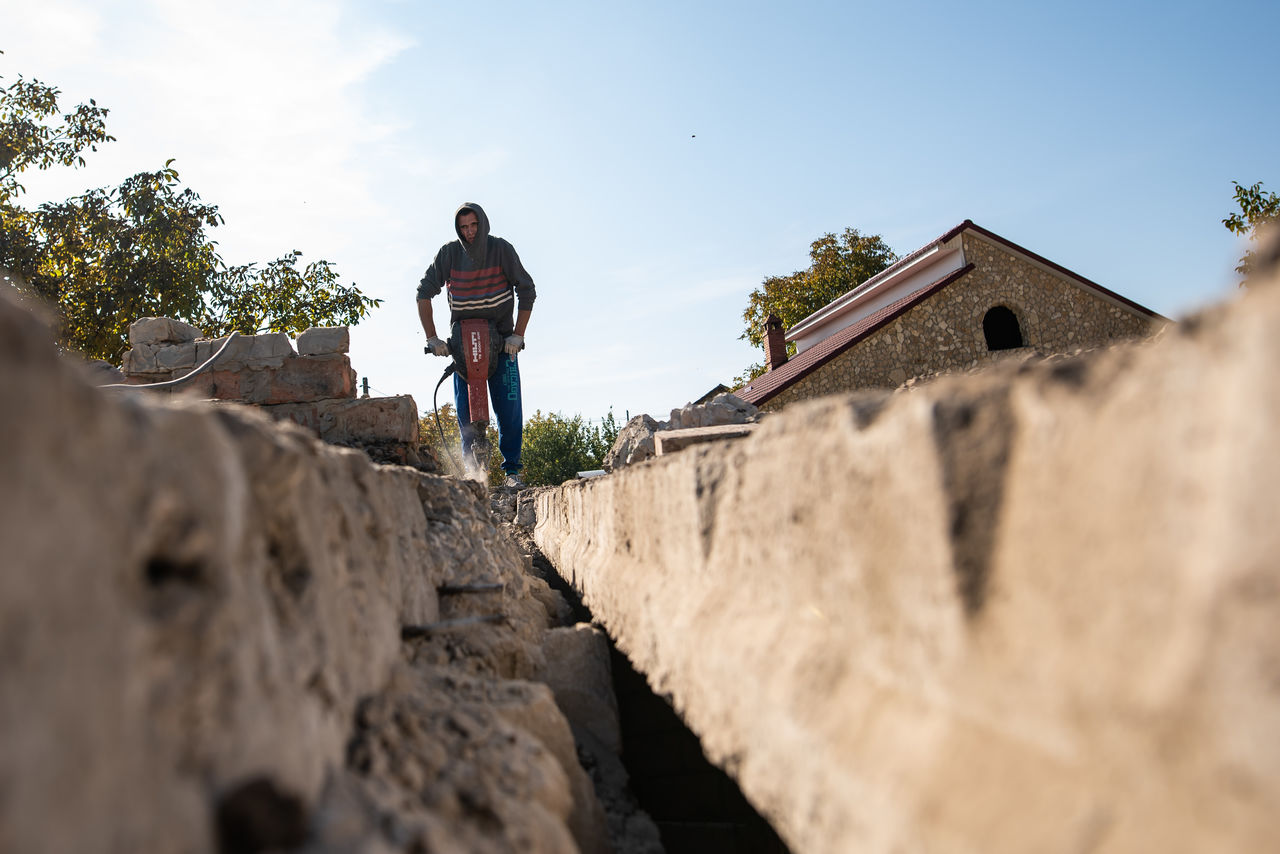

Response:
(3, 0), (1276, 422)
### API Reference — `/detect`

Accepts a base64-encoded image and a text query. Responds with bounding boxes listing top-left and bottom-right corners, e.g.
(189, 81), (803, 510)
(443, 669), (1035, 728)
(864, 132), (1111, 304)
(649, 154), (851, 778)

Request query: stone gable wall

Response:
(763, 234), (1161, 410)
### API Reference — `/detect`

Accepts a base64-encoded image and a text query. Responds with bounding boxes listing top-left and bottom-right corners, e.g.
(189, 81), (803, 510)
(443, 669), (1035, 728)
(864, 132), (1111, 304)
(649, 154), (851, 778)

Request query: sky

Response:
(3, 0), (1277, 423)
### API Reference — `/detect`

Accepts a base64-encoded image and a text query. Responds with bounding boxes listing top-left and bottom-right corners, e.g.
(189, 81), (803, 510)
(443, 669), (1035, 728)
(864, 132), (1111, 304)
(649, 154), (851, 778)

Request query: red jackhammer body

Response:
(460, 318), (491, 426)
(455, 318), (497, 476)
(428, 319), (504, 479)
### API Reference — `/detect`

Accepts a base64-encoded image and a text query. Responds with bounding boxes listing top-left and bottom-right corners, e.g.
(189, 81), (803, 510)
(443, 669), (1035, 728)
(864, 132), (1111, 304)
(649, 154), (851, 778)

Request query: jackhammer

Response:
(427, 318), (506, 479)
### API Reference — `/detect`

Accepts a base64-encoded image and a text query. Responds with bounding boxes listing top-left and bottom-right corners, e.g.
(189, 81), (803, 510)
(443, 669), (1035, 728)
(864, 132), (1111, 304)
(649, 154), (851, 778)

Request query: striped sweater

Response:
(416, 204), (536, 335)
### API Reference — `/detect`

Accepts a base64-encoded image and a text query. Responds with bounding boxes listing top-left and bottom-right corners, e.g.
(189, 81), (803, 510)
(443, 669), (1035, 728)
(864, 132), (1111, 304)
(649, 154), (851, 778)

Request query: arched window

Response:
(983, 305), (1023, 351)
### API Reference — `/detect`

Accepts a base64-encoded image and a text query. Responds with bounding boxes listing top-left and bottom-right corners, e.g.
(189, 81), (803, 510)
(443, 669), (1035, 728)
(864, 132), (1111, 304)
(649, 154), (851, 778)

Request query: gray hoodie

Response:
(416, 202), (536, 335)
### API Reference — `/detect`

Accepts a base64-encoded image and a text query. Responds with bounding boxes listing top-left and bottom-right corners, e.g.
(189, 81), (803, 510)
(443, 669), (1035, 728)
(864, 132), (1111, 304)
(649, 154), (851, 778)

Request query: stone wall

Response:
(121, 317), (422, 465)
(0, 293), (631, 853)
(532, 275), (1280, 853)
(764, 233), (1161, 410)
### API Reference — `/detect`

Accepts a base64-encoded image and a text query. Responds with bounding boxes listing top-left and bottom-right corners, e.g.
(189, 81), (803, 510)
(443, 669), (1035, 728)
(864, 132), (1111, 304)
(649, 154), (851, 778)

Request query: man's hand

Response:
(503, 334), (524, 357)
(426, 336), (450, 357)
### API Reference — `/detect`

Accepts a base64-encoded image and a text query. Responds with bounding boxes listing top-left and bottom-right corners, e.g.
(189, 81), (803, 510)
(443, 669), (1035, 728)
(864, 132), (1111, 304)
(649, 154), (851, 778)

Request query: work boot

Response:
(503, 474), (525, 491)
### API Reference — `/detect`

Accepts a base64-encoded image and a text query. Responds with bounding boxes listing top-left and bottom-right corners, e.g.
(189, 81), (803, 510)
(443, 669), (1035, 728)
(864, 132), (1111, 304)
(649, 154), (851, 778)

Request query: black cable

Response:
(432, 362), (462, 474)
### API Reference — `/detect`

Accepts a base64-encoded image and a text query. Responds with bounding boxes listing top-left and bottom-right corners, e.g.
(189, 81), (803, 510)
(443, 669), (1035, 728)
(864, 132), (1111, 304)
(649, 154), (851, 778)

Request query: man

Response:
(418, 203), (535, 487)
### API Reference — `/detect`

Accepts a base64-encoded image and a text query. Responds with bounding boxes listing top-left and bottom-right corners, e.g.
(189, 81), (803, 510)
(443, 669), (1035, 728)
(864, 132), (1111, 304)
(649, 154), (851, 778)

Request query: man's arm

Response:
(514, 309), (530, 337)
(417, 298), (438, 338)
(419, 298), (451, 356)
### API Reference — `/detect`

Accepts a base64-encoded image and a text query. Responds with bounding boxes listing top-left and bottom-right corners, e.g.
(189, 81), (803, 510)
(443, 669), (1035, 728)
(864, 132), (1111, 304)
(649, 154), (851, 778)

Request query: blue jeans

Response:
(454, 353), (523, 475)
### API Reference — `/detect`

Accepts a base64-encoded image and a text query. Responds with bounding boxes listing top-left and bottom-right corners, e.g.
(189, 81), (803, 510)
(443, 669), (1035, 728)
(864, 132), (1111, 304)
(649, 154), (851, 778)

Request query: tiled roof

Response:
(736, 264), (974, 406)
(785, 221), (970, 341)
(736, 219), (1166, 408)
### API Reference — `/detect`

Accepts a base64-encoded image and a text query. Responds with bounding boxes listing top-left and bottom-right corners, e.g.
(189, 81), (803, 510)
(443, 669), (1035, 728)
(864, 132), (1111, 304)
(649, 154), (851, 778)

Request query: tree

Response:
(0, 60), (380, 361)
(737, 228), (897, 383)
(1223, 180), (1280, 283)
(521, 410), (619, 487)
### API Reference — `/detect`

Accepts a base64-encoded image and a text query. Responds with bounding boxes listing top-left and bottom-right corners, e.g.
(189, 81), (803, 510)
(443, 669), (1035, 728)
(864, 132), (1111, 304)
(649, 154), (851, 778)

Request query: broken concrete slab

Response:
(297, 326), (350, 355)
(260, 395), (419, 444)
(668, 391), (758, 429)
(654, 423), (757, 456)
(537, 624), (623, 754)
(603, 414), (660, 472)
(533, 278), (1280, 853)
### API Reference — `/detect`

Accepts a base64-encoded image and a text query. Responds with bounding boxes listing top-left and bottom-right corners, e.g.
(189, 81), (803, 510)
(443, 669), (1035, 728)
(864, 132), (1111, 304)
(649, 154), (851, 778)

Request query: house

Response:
(736, 220), (1165, 410)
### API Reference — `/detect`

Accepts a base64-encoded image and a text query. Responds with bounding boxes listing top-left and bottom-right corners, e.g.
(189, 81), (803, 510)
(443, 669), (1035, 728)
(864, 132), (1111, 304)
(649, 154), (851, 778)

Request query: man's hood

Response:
(455, 202), (491, 266)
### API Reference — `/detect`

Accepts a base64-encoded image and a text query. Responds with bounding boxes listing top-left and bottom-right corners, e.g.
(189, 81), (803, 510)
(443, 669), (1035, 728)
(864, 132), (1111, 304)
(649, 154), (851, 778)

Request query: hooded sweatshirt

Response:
(416, 202), (536, 335)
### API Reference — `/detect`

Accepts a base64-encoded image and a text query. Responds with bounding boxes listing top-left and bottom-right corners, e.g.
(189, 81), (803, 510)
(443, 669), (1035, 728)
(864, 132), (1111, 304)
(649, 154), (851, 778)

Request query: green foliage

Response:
(521, 409), (619, 487)
(740, 227), (897, 354)
(0, 62), (113, 203)
(203, 251), (382, 339)
(1223, 180), (1280, 282)
(0, 59), (381, 360)
(5, 162), (225, 360)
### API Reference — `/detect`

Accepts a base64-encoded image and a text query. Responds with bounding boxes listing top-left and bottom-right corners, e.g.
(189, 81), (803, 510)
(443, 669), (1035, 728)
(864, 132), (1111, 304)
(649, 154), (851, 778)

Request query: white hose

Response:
(99, 331), (241, 390)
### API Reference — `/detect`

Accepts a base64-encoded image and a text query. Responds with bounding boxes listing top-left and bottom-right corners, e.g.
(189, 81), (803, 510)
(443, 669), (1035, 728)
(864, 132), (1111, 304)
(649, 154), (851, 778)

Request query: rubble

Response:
(605, 393), (760, 472)
(0, 290), (636, 853)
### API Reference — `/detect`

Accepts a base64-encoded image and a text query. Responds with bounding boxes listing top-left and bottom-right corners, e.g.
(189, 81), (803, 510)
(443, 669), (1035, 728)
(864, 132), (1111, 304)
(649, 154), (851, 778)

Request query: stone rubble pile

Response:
(121, 316), (423, 467)
(603, 393), (759, 472)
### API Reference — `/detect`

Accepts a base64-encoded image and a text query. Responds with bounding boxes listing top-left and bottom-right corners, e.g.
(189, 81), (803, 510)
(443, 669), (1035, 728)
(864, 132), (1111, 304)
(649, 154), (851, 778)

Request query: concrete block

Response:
(155, 343), (197, 372)
(248, 332), (295, 362)
(195, 334), (256, 370)
(297, 327), (349, 356)
(128, 317), (203, 346)
(122, 343), (161, 375)
(261, 396), (419, 444)
(654, 423), (756, 456)
(265, 355), (356, 404)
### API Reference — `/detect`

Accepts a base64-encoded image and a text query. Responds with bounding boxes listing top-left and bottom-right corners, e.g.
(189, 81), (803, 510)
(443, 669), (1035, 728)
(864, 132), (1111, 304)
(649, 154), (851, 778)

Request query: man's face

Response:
(457, 212), (479, 244)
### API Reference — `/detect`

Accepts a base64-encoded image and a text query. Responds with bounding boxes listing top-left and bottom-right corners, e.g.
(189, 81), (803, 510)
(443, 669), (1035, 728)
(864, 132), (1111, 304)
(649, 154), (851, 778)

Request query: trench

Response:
(532, 551), (790, 854)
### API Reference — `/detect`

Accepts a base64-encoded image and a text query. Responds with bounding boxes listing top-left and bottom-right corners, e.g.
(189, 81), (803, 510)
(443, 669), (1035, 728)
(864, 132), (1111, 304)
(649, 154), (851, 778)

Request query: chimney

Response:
(764, 314), (788, 371)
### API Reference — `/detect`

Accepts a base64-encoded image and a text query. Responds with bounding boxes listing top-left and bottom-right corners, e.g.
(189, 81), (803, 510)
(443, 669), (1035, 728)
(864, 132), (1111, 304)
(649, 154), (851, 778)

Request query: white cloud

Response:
(3, 0), (414, 266)
(0, 2), (104, 71)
